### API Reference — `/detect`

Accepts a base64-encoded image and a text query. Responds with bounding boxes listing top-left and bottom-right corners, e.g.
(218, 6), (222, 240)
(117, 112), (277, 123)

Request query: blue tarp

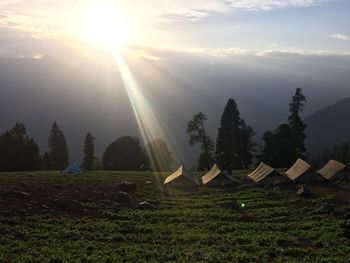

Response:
(62, 163), (82, 174)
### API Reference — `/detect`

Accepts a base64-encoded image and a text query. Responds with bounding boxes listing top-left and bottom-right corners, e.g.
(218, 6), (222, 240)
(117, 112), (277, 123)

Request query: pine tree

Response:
(24, 138), (41, 170)
(48, 122), (69, 170)
(239, 120), (256, 169)
(82, 133), (95, 170)
(9, 122), (26, 137)
(186, 112), (214, 171)
(215, 98), (242, 174)
(0, 122), (41, 172)
(42, 152), (52, 170)
(288, 87), (307, 158)
(334, 142), (350, 166)
(259, 124), (297, 168)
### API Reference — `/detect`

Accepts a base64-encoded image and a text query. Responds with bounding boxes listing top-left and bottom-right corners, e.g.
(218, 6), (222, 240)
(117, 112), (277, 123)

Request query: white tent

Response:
(202, 164), (236, 186)
(247, 162), (289, 185)
(164, 166), (200, 187)
(317, 160), (347, 181)
(285, 158), (321, 183)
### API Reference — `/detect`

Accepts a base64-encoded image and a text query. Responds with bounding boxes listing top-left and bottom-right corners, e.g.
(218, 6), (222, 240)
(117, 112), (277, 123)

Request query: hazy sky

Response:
(0, 0), (349, 163)
(0, 0), (349, 58)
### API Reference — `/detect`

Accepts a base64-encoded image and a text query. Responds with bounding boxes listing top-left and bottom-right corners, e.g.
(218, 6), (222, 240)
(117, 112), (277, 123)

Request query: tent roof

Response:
(202, 164), (233, 185)
(317, 159), (346, 180)
(63, 163), (82, 173)
(247, 162), (278, 183)
(285, 158), (311, 181)
(164, 165), (199, 185)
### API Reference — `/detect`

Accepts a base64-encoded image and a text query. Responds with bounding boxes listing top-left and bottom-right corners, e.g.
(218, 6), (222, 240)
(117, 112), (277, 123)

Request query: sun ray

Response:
(114, 53), (179, 173)
(80, 3), (182, 172)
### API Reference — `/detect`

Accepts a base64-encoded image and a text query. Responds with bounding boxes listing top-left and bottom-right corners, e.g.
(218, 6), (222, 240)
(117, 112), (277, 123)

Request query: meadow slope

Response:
(0, 171), (349, 262)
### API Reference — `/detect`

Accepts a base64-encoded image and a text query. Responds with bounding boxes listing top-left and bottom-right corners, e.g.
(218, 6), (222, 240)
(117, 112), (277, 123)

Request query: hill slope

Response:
(305, 98), (350, 153)
(0, 171), (349, 262)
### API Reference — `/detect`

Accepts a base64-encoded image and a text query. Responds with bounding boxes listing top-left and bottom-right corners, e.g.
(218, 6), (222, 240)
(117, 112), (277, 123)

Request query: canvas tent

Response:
(317, 160), (347, 181)
(62, 163), (82, 174)
(164, 166), (200, 187)
(202, 164), (236, 186)
(285, 158), (321, 183)
(247, 162), (289, 185)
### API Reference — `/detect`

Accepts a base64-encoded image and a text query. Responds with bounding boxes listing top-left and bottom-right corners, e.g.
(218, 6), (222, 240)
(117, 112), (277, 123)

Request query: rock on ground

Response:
(1, 190), (31, 198)
(296, 186), (313, 197)
(116, 191), (131, 202)
(115, 181), (136, 193)
(137, 201), (154, 210)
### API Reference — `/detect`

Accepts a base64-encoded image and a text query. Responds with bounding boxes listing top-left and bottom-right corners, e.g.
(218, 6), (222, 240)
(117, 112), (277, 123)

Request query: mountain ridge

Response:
(1, 54), (350, 166)
(305, 97), (350, 153)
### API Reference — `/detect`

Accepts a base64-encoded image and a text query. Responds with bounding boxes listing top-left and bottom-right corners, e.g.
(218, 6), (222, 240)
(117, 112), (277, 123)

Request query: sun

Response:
(83, 8), (128, 51)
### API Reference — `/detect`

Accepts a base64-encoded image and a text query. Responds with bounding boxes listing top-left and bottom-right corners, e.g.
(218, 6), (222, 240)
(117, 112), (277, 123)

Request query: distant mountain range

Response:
(305, 98), (350, 153)
(0, 53), (349, 166)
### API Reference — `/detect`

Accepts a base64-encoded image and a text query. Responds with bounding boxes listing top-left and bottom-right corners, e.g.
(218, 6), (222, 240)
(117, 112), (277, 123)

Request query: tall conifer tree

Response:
(82, 132), (95, 170)
(0, 122), (41, 171)
(48, 122), (69, 170)
(216, 98), (256, 173)
(288, 87), (307, 158)
(239, 120), (256, 169)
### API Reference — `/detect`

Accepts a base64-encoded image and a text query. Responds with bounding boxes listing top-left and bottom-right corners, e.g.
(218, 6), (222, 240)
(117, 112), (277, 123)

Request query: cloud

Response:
(127, 45), (350, 74)
(0, 0), (328, 33)
(157, 10), (212, 23)
(226, 0), (324, 11)
(331, 34), (350, 41)
(156, 0), (325, 22)
(169, 46), (350, 58)
(0, 0), (343, 58)
(1, 25), (347, 63)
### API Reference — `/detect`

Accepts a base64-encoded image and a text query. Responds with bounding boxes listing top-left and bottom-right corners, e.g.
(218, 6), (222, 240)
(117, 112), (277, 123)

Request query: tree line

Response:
(187, 87), (308, 173)
(308, 141), (350, 169)
(0, 122), (174, 172)
(0, 88), (311, 172)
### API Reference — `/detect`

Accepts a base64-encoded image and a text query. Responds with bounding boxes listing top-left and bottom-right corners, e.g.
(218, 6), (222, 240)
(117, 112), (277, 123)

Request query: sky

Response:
(0, 0), (349, 164)
(0, 0), (349, 58)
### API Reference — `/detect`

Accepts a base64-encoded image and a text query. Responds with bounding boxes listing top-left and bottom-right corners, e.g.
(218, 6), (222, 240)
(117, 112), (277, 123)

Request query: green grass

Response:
(0, 171), (349, 262)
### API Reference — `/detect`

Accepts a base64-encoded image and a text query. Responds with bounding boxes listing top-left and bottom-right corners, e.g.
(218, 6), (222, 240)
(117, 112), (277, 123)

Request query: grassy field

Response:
(0, 171), (349, 262)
